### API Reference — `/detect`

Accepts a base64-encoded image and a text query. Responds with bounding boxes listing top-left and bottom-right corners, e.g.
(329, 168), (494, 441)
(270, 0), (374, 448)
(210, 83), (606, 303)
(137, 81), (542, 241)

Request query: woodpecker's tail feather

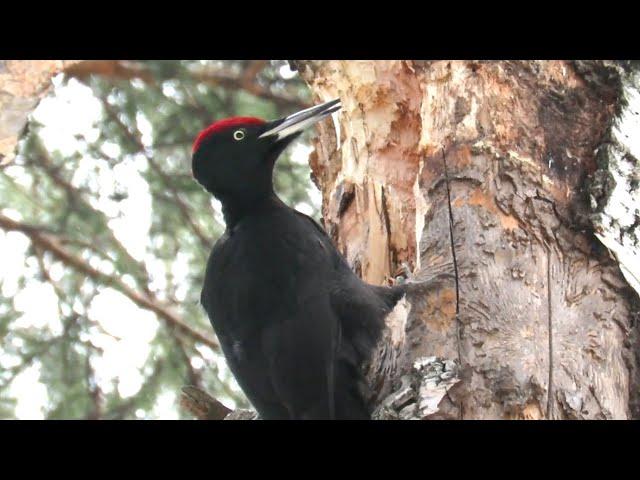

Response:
(334, 355), (372, 419)
(330, 280), (408, 418)
(330, 336), (377, 419)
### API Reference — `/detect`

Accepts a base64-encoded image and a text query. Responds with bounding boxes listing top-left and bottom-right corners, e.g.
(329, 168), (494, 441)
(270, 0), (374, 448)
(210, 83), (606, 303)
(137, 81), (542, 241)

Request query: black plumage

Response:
(192, 99), (405, 419)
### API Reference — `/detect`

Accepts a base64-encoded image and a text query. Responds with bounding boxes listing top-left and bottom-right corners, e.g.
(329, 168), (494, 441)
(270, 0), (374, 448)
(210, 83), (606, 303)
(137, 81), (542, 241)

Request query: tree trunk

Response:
(0, 60), (80, 165)
(295, 60), (640, 420)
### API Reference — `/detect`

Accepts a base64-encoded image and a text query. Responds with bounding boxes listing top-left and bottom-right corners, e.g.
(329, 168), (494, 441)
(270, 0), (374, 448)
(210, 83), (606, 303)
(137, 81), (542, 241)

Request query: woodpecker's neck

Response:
(220, 190), (285, 230)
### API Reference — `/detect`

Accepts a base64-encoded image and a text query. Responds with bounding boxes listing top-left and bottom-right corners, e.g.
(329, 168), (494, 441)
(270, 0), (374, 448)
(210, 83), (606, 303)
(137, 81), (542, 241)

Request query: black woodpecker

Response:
(192, 99), (405, 419)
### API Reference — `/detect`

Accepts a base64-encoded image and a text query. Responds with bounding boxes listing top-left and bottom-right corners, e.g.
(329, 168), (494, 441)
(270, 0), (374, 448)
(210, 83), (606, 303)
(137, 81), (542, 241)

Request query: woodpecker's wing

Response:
(294, 210), (404, 360)
(293, 211), (405, 416)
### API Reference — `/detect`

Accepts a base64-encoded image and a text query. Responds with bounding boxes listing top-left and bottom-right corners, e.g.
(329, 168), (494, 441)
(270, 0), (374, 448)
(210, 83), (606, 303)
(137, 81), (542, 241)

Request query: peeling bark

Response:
(589, 69), (640, 295)
(297, 60), (640, 420)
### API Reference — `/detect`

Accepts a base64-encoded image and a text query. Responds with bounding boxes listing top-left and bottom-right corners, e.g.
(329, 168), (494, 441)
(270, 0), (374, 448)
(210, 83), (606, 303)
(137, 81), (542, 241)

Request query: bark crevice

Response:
(546, 248), (554, 418)
(441, 148), (464, 418)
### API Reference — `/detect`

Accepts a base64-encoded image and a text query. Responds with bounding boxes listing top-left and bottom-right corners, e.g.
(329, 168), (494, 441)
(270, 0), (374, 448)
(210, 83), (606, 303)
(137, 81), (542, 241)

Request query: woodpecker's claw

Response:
(402, 272), (456, 294)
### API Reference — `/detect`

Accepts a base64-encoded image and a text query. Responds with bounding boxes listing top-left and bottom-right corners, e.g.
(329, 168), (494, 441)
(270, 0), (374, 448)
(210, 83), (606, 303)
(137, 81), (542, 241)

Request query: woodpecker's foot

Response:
(391, 262), (413, 285)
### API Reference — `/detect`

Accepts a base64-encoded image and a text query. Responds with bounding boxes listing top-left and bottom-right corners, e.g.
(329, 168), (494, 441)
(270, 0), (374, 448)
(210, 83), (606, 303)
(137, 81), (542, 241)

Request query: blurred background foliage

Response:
(0, 60), (317, 419)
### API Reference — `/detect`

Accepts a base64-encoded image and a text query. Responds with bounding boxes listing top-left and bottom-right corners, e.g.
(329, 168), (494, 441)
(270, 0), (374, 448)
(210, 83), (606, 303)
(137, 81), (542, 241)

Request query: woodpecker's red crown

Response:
(192, 117), (265, 153)
(191, 99), (341, 200)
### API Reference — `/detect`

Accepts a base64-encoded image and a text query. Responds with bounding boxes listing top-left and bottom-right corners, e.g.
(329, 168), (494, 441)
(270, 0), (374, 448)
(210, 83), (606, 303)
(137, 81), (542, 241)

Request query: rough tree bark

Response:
(293, 60), (640, 420)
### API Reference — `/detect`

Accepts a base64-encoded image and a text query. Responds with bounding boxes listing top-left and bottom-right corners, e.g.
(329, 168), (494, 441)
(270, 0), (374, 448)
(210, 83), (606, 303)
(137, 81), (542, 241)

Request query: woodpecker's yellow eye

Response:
(233, 130), (245, 141)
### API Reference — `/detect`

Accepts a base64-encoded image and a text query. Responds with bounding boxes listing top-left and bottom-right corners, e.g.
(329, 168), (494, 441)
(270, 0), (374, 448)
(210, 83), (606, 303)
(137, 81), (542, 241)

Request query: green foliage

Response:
(0, 60), (315, 419)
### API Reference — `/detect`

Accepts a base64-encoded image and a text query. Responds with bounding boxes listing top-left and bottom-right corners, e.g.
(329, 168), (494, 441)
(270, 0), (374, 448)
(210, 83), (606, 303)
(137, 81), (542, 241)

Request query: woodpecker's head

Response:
(192, 98), (341, 202)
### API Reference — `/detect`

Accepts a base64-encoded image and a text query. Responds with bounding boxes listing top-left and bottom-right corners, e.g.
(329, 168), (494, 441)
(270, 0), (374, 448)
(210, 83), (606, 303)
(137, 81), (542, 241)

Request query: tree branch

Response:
(0, 213), (219, 350)
(65, 60), (309, 111)
(64, 60), (156, 84)
(99, 98), (214, 252)
(26, 143), (153, 293)
(180, 386), (232, 420)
